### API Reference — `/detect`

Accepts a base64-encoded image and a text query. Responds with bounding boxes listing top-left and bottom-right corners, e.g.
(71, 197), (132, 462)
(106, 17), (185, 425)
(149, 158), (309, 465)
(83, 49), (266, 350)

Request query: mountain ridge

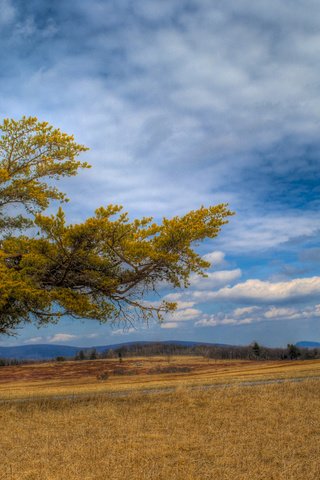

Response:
(0, 340), (230, 360)
(295, 341), (320, 348)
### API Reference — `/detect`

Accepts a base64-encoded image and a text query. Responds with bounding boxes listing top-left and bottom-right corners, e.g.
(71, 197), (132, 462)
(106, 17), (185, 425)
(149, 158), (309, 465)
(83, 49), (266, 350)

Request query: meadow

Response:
(0, 356), (320, 400)
(0, 357), (319, 479)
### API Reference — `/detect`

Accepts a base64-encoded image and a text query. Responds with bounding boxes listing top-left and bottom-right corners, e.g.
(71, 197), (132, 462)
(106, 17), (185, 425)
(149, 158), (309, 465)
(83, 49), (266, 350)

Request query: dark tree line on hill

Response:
(0, 342), (317, 366)
(0, 358), (23, 366)
(71, 342), (320, 362)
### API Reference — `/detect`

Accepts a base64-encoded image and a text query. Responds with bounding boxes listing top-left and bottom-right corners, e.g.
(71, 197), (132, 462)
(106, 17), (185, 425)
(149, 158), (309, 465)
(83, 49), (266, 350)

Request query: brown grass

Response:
(1, 357), (320, 400)
(0, 379), (319, 480)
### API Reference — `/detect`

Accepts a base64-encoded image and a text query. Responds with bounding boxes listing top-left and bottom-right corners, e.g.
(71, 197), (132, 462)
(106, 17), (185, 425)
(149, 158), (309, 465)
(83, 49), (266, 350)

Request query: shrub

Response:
(97, 371), (109, 381)
(147, 366), (192, 374)
(112, 367), (138, 376)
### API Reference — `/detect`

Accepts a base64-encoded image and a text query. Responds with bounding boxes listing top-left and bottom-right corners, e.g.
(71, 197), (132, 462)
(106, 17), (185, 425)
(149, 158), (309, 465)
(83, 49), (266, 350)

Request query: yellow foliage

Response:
(0, 117), (233, 334)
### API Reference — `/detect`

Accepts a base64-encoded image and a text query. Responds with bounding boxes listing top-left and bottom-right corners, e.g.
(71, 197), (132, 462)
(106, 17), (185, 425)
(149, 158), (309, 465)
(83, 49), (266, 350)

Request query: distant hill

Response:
(0, 340), (230, 360)
(296, 341), (320, 349)
(0, 344), (80, 360)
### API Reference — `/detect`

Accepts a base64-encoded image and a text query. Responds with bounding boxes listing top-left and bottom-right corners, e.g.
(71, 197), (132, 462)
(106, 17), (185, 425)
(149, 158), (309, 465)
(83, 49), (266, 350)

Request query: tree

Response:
(0, 117), (89, 232)
(287, 344), (301, 360)
(56, 356), (66, 362)
(75, 350), (86, 361)
(102, 349), (116, 359)
(89, 349), (97, 360)
(0, 117), (233, 335)
(251, 341), (261, 359)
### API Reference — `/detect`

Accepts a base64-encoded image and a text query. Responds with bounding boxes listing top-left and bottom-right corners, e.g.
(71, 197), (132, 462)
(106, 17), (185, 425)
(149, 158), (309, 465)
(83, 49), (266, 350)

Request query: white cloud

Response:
(161, 322), (179, 329)
(111, 328), (135, 336)
(164, 293), (184, 302)
(195, 314), (242, 327)
(264, 304), (320, 320)
(237, 317), (254, 325)
(202, 251), (226, 267)
(195, 302), (320, 328)
(222, 214), (320, 252)
(194, 316), (218, 327)
(197, 276), (320, 304)
(264, 307), (298, 319)
(175, 301), (196, 309)
(163, 264), (242, 308)
(234, 306), (260, 317)
(189, 269), (241, 290)
(170, 307), (202, 322)
(47, 334), (79, 343)
(25, 336), (43, 344)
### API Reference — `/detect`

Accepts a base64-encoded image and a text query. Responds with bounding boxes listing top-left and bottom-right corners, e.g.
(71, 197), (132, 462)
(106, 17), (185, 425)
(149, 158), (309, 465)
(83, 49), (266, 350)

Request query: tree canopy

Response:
(0, 117), (233, 335)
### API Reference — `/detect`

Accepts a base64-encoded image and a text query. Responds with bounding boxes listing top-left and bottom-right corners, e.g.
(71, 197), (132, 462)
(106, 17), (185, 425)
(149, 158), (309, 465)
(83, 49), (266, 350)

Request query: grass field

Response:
(0, 356), (320, 400)
(1, 379), (319, 479)
(1, 358), (319, 479)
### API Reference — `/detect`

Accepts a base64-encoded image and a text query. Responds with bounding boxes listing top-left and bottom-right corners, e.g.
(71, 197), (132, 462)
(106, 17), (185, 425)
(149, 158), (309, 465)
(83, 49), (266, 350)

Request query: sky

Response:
(0, 0), (320, 347)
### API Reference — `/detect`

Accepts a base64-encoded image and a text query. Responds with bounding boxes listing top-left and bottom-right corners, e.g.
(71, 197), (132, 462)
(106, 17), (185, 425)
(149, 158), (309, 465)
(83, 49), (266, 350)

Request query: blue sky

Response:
(1, 0), (320, 347)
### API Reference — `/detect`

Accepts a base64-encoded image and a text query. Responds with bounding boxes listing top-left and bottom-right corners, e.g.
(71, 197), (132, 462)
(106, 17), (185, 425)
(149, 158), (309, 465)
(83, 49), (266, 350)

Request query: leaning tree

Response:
(0, 117), (233, 334)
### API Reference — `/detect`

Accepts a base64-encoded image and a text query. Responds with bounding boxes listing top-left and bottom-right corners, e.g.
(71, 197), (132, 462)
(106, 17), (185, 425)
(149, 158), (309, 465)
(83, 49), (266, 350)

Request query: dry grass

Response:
(0, 379), (319, 480)
(1, 357), (320, 400)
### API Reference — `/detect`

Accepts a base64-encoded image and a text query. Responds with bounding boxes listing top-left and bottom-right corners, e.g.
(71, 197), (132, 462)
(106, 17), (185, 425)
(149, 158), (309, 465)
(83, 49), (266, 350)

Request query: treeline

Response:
(70, 342), (320, 362)
(0, 342), (318, 366)
(0, 358), (25, 366)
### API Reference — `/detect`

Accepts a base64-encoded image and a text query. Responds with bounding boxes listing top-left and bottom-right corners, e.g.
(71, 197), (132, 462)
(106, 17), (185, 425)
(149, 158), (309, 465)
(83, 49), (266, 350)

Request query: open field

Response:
(1, 358), (320, 479)
(0, 356), (320, 401)
(1, 378), (320, 480)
